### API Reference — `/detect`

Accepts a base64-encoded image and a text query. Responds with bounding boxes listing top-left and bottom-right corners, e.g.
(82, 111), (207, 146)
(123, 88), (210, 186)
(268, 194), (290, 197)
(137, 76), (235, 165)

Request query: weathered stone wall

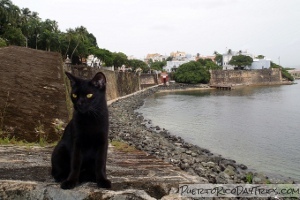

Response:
(140, 74), (159, 89)
(69, 65), (140, 101)
(0, 46), (68, 142)
(0, 47), (160, 143)
(210, 68), (282, 86)
(69, 65), (161, 99)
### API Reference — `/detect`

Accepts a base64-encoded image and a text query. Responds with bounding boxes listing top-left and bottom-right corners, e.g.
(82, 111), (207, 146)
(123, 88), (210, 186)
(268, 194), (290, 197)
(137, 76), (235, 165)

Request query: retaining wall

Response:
(210, 68), (282, 86)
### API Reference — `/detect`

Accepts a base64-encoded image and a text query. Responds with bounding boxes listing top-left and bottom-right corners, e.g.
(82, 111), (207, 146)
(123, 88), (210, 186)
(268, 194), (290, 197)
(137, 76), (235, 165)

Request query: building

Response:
(163, 60), (189, 72)
(222, 50), (271, 70)
(196, 55), (216, 62)
(86, 55), (101, 68)
(170, 51), (187, 61)
(145, 53), (167, 63)
(251, 58), (271, 69)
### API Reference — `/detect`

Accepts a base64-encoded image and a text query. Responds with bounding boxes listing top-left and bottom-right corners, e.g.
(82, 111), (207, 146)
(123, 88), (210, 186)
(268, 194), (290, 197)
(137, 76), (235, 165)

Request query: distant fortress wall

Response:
(210, 68), (282, 86)
(68, 65), (160, 101)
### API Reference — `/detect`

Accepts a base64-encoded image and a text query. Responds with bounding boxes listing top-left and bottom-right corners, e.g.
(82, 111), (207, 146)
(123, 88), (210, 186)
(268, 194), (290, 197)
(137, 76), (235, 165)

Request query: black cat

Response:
(51, 72), (111, 189)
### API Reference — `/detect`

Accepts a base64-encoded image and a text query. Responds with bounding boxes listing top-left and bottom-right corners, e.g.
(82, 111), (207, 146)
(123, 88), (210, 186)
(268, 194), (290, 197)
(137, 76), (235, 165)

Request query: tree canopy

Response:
(128, 59), (149, 72)
(213, 51), (223, 66)
(228, 55), (253, 70)
(173, 61), (210, 84)
(150, 60), (166, 71)
(0, 0), (130, 67)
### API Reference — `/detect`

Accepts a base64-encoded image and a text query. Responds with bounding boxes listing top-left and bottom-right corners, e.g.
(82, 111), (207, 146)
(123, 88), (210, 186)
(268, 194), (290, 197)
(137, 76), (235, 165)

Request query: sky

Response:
(12, 0), (300, 68)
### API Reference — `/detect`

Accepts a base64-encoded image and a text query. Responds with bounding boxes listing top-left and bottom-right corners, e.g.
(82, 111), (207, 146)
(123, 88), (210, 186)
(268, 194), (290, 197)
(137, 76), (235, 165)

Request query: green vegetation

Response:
(173, 59), (221, 84)
(228, 55), (253, 70)
(150, 60), (166, 71)
(0, 0), (135, 69)
(213, 51), (223, 66)
(271, 62), (294, 81)
(128, 59), (149, 72)
(0, 37), (6, 47)
(111, 140), (137, 152)
(246, 173), (253, 183)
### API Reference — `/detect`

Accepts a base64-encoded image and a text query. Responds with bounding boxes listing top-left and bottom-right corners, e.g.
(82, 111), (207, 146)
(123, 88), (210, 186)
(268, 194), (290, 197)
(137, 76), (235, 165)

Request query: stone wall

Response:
(140, 74), (159, 89)
(0, 46), (68, 142)
(69, 65), (140, 101)
(69, 65), (160, 99)
(210, 68), (282, 86)
(0, 47), (160, 143)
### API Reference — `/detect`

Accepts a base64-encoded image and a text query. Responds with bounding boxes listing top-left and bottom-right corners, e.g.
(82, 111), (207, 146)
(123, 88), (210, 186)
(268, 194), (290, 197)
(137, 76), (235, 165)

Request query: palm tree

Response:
(64, 28), (74, 58)
(70, 26), (87, 60)
(0, 0), (20, 34)
(40, 19), (59, 51)
(20, 8), (31, 47)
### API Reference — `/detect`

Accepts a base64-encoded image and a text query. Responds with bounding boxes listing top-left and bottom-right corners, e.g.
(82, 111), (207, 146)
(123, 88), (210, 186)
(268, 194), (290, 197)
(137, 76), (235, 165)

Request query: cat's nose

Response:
(77, 100), (83, 105)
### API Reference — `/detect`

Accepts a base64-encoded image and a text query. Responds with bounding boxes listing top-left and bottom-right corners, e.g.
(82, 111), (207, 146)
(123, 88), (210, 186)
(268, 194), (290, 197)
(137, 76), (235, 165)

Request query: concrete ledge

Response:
(0, 145), (202, 199)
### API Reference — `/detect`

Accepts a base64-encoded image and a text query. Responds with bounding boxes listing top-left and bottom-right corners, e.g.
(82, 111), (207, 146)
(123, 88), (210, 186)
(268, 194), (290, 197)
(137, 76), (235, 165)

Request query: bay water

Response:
(137, 81), (300, 181)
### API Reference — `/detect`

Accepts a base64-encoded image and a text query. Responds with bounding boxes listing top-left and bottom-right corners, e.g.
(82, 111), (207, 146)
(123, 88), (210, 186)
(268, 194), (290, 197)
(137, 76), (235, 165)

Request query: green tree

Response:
(20, 7), (32, 47)
(90, 47), (114, 67)
(2, 26), (25, 46)
(39, 19), (59, 51)
(173, 61), (210, 84)
(256, 55), (265, 59)
(214, 51), (223, 66)
(166, 56), (173, 61)
(197, 58), (222, 70)
(128, 59), (148, 72)
(112, 52), (128, 70)
(150, 60), (166, 71)
(70, 26), (87, 60)
(26, 13), (41, 49)
(229, 55), (253, 70)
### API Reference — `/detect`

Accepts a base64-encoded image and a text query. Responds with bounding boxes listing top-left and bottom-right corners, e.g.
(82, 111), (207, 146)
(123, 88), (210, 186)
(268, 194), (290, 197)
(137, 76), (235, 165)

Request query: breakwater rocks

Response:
(109, 84), (295, 185)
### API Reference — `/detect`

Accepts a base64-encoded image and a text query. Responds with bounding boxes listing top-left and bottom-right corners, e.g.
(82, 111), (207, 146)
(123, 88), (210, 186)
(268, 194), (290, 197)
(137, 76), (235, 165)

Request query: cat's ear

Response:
(91, 72), (106, 90)
(65, 72), (79, 86)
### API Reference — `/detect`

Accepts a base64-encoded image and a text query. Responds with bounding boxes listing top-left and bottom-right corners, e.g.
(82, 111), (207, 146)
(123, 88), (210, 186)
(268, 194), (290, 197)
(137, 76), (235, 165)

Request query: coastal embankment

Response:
(109, 83), (297, 185)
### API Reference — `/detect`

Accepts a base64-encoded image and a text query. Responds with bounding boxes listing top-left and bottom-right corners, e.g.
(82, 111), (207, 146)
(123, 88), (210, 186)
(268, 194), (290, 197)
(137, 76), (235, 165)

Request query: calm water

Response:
(137, 81), (300, 181)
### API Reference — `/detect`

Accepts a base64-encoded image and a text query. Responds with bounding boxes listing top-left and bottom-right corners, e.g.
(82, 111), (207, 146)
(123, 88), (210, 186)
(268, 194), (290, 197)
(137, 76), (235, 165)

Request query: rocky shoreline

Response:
(108, 83), (297, 185)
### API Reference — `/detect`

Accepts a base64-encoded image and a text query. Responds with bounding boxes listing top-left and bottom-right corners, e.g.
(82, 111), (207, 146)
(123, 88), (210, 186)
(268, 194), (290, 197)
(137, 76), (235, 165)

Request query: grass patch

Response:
(246, 173), (253, 184)
(111, 140), (137, 152)
(0, 134), (57, 147)
(0, 136), (34, 147)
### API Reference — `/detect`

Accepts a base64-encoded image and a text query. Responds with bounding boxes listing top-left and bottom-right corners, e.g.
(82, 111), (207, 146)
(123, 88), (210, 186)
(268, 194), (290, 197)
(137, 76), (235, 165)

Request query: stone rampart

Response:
(210, 68), (282, 86)
(0, 46), (68, 142)
(69, 65), (160, 99)
(140, 73), (159, 88)
(0, 47), (160, 143)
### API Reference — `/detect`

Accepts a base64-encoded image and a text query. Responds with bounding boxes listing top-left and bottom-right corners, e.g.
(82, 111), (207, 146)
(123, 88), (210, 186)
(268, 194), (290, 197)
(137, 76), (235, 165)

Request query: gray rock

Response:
(224, 165), (236, 177)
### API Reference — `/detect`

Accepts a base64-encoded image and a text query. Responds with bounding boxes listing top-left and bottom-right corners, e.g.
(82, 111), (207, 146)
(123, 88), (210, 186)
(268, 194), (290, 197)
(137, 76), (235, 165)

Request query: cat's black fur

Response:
(51, 72), (111, 189)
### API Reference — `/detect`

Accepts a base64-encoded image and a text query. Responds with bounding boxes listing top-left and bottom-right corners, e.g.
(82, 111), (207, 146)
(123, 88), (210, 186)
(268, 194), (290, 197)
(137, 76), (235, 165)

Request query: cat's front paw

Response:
(97, 179), (111, 189)
(61, 180), (77, 189)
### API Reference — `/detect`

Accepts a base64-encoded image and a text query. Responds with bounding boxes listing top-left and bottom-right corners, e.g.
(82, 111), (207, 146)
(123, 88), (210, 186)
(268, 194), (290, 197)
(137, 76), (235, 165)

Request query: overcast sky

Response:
(12, 0), (300, 68)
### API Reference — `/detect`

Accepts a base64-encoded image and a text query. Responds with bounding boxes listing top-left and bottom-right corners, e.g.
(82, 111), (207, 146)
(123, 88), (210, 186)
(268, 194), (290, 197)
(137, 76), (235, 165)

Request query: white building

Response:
(163, 60), (189, 72)
(222, 50), (271, 70)
(86, 55), (101, 68)
(251, 58), (271, 69)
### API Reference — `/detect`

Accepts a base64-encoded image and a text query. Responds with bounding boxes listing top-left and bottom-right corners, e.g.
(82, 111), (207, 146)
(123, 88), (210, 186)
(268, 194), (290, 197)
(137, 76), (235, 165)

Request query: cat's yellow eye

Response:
(72, 93), (77, 98)
(86, 93), (93, 98)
